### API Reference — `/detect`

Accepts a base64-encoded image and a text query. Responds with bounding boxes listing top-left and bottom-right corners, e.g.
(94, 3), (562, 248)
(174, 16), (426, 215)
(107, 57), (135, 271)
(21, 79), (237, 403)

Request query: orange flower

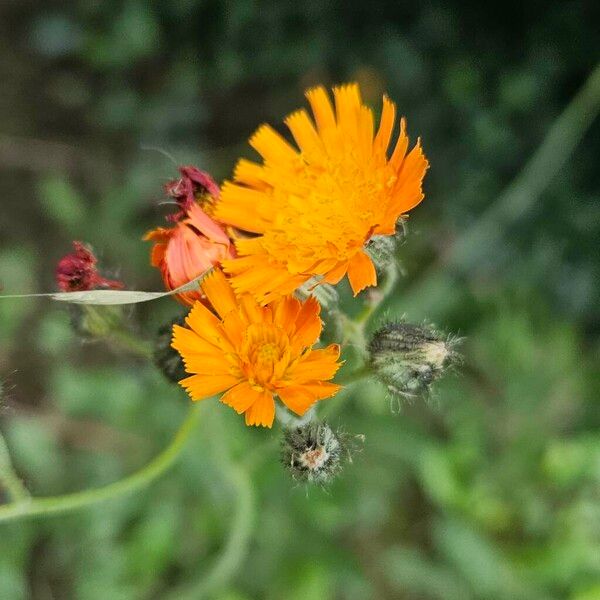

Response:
(172, 269), (342, 427)
(215, 83), (428, 303)
(144, 198), (235, 306)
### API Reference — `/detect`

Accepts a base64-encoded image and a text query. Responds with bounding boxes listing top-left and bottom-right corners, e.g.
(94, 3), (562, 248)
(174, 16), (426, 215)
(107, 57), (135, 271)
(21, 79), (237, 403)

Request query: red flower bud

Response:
(55, 242), (124, 292)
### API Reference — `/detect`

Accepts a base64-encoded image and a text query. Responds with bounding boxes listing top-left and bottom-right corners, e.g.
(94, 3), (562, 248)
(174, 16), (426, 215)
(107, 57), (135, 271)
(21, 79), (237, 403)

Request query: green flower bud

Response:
(296, 277), (339, 311)
(368, 322), (459, 398)
(154, 315), (187, 383)
(281, 421), (345, 485)
(365, 219), (407, 273)
(69, 305), (124, 339)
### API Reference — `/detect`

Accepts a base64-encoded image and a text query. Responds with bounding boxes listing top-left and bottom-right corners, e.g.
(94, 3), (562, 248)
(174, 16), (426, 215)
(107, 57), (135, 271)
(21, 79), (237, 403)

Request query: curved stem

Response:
(193, 465), (254, 599)
(167, 408), (256, 600)
(0, 405), (200, 524)
(169, 464), (255, 600)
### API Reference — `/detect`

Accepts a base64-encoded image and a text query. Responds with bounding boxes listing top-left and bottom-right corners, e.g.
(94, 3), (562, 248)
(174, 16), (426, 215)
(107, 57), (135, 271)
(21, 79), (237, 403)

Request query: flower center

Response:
(256, 342), (279, 365)
(299, 446), (329, 471)
(242, 324), (290, 389)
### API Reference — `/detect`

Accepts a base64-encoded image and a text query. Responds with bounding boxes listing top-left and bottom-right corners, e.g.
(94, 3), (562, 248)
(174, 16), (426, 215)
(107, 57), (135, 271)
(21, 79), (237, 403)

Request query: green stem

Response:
(193, 465), (254, 599)
(337, 365), (371, 386)
(0, 405), (200, 524)
(396, 61), (600, 319)
(0, 432), (29, 502)
(109, 329), (153, 359)
(167, 408), (256, 600)
(169, 464), (255, 600)
(356, 262), (399, 326)
(344, 262), (399, 358)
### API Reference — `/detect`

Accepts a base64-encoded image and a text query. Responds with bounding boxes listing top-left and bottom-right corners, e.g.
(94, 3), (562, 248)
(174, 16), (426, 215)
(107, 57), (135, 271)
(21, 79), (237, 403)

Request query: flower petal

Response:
(201, 269), (238, 319)
(285, 109), (322, 157)
(374, 95), (396, 156)
(347, 250), (377, 295)
(277, 381), (341, 416)
(250, 124), (298, 166)
(272, 295), (301, 332)
(186, 203), (230, 244)
(277, 386), (314, 415)
(220, 381), (262, 414)
(323, 261), (348, 285)
(305, 86), (336, 133)
(288, 344), (341, 381)
(182, 353), (235, 376)
(184, 301), (223, 347)
(244, 390), (275, 427)
(291, 296), (322, 351)
(178, 373), (240, 401)
(216, 182), (271, 233)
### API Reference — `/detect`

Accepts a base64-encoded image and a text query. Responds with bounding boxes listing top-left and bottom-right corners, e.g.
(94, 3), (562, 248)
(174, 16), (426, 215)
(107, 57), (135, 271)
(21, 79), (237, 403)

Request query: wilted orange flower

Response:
(215, 83), (428, 303)
(144, 168), (235, 306)
(172, 269), (342, 427)
(164, 165), (221, 222)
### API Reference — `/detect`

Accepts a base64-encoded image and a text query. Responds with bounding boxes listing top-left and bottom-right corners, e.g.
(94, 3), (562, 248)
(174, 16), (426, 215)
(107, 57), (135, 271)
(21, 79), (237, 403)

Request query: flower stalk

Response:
(0, 431), (29, 503)
(0, 405), (200, 524)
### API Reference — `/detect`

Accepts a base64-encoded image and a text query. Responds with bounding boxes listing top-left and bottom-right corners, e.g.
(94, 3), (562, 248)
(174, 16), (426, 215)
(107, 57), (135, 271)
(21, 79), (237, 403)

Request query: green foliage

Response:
(0, 0), (598, 598)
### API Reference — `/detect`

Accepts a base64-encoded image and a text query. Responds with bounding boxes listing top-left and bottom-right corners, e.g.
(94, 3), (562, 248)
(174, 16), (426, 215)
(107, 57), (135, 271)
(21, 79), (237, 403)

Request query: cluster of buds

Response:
(38, 78), (466, 496)
(280, 420), (353, 486)
(368, 321), (459, 398)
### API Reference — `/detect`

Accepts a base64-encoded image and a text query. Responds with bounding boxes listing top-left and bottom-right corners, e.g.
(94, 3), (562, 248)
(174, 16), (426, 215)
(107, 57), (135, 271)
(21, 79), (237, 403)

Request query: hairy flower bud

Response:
(364, 220), (407, 273)
(154, 315), (187, 383)
(69, 305), (124, 340)
(369, 322), (459, 398)
(296, 277), (339, 311)
(281, 421), (344, 485)
(365, 235), (396, 273)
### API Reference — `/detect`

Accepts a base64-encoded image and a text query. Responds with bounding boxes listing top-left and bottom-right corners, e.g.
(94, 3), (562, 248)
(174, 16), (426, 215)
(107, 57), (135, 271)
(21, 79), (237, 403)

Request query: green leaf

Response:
(0, 269), (212, 305)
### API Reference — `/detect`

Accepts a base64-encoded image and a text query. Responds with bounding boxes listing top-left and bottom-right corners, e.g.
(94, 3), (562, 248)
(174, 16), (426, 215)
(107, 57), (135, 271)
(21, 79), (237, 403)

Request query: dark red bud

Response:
(56, 242), (124, 292)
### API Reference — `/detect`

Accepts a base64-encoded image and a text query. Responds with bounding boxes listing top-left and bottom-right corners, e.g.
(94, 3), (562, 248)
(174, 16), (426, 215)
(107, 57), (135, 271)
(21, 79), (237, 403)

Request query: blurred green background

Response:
(1, 1), (599, 599)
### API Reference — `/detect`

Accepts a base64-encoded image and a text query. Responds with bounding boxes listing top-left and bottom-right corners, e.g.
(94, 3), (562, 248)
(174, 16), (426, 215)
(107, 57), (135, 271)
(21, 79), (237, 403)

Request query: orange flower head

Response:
(144, 171), (235, 306)
(215, 83), (428, 303)
(171, 269), (342, 427)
